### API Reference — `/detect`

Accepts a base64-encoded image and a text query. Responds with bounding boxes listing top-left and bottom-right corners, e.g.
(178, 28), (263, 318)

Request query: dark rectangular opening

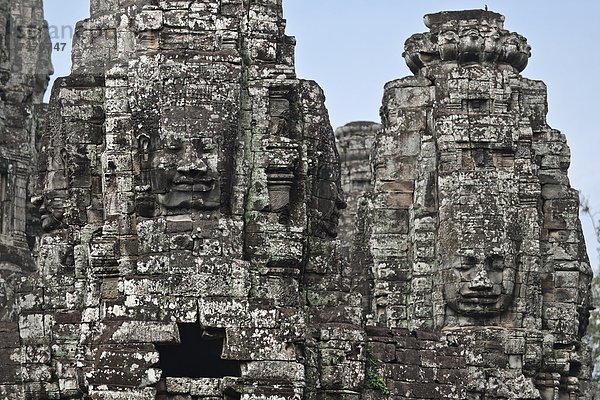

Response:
(155, 323), (241, 379)
(462, 98), (489, 113)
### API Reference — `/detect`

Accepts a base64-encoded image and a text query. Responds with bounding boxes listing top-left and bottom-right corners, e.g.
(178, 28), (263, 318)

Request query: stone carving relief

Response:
(437, 145), (523, 324)
(131, 59), (237, 219)
(313, 161), (346, 238)
(438, 210), (519, 320)
(0, 3), (594, 400)
(33, 188), (67, 232)
(404, 10), (531, 75)
(32, 146), (70, 232)
(265, 154), (297, 215)
(349, 9), (593, 398)
(154, 136), (222, 212)
(265, 87), (299, 218)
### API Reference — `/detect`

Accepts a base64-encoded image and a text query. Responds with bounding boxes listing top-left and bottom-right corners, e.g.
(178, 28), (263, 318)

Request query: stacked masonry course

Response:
(335, 121), (380, 260)
(0, 0), (51, 320)
(3, 0), (348, 398)
(0, 3), (594, 400)
(352, 9), (593, 399)
(0, 0), (52, 396)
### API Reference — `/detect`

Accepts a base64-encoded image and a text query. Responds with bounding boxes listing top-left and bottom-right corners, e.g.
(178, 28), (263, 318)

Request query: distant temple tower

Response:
(335, 121), (379, 257)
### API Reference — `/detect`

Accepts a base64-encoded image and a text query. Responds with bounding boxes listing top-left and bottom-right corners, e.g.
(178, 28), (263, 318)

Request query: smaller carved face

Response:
(314, 163), (346, 238)
(439, 29), (459, 45)
(441, 248), (516, 317)
(32, 189), (67, 232)
(153, 137), (221, 212)
(462, 28), (482, 42)
(503, 33), (521, 53)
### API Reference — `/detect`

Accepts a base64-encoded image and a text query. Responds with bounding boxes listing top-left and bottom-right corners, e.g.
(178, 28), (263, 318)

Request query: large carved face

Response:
(131, 58), (240, 218)
(439, 217), (518, 318)
(149, 135), (221, 213)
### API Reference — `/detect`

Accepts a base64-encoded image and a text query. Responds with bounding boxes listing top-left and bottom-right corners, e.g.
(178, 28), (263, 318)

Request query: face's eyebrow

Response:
(487, 252), (503, 259)
(456, 249), (475, 257)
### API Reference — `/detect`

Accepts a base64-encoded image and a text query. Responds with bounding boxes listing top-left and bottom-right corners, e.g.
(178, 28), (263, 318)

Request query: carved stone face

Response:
(439, 221), (517, 318)
(442, 249), (516, 317)
(32, 147), (69, 232)
(439, 29), (458, 44)
(32, 189), (67, 232)
(152, 136), (221, 213)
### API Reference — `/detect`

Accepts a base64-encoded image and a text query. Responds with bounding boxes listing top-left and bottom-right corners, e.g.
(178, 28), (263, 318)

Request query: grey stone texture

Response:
(351, 9), (593, 399)
(0, 4), (594, 400)
(0, 0), (51, 321)
(335, 121), (379, 260)
(3, 0), (346, 398)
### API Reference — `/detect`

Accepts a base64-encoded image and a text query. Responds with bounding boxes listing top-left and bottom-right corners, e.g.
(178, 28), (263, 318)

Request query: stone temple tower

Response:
(353, 9), (594, 399)
(1, 0), (346, 399)
(0, 0), (51, 322)
(0, 4), (594, 400)
(335, 121), (380, 259)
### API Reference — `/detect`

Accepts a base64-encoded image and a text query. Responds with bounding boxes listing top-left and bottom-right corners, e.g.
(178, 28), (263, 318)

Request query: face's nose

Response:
(32, 195), (47, 213)
(176, 153), (208, 175)
(31, 195), (43, 207)
(469, 267), (493, 291)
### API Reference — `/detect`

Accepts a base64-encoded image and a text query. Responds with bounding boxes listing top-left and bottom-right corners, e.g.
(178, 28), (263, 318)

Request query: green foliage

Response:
(589, 277), (600, 385)
(581, 196), (600, 391)
(581, 197), (600, 265)
(365, 348), (390, 395)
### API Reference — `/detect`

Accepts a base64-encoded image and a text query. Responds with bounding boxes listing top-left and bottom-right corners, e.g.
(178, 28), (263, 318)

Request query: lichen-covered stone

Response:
(0, 1), (51, 396)
(1, 0), (344, 399)
(346, 9), (593, 400)
(0, 3), (593, 400)
(0, 0), (52, 320)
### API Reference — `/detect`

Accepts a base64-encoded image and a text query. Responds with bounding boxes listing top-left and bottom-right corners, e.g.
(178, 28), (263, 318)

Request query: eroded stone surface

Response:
(0, 0), (51, 320)
(0, 4), (593, 400)
(349, 9), (593, 400)
(335, 121), (379, 260)
(2, 0), (345, 398)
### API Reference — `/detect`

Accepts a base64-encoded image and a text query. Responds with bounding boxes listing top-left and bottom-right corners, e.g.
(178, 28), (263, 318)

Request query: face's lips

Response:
(170, 176), (215, 192)
(171, 182), (214, 192)
(461, 292), (500, 298)
(459, 290), (502, 305)
(459, 297), (500, 305)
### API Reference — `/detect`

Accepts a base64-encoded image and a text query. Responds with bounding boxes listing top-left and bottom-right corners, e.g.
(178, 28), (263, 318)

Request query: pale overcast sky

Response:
(43, 0), (600, 270)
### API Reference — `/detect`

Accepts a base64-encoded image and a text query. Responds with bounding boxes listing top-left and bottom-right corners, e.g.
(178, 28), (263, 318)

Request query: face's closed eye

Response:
(165, 141), (184, 152)
(488, 254), (504, 271)
(458, 255), (477, 270)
